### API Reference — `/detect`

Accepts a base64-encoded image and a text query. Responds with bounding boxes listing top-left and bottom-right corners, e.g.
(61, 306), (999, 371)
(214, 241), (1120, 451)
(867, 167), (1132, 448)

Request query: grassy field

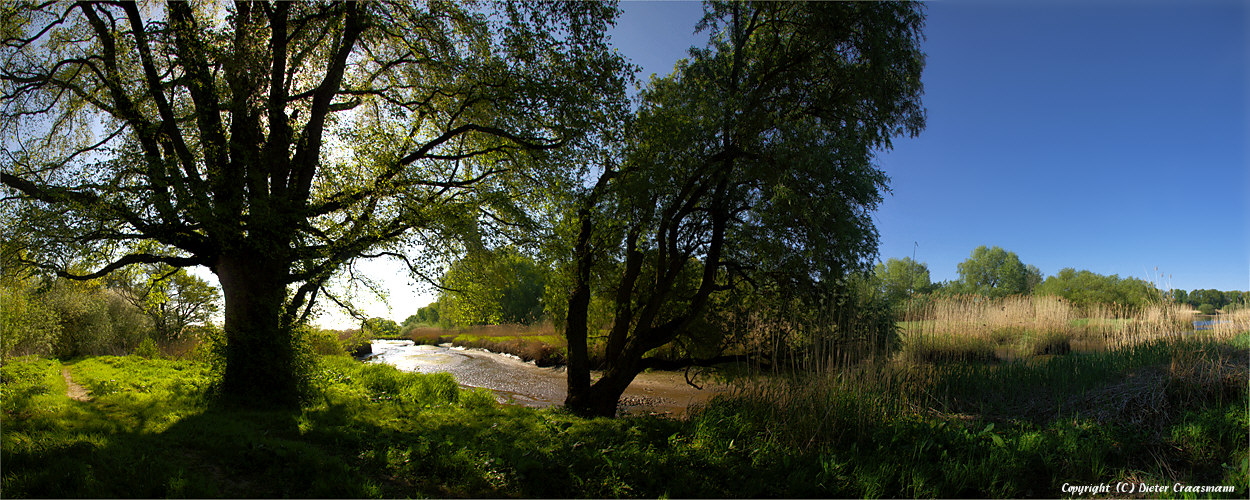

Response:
(3, 318), (1247, 497)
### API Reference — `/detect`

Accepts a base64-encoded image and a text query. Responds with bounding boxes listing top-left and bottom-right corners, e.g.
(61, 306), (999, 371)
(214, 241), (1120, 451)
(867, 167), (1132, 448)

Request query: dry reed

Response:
(900, 295), (1204, 361)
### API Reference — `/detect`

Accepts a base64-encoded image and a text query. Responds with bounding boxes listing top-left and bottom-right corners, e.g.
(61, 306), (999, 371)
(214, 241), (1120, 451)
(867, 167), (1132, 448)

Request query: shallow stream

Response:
(366, 340), (725, 417)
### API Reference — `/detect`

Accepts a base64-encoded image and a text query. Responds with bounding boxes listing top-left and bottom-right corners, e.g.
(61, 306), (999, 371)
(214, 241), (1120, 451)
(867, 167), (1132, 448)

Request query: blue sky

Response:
(612, 0), (1249, 293)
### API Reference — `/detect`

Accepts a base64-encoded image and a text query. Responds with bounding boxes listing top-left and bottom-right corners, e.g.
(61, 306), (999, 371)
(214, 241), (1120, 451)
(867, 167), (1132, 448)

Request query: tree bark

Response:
(214, 249), (299, 408)
(563, 207), (595, 413)
(581, 357), (640, 418)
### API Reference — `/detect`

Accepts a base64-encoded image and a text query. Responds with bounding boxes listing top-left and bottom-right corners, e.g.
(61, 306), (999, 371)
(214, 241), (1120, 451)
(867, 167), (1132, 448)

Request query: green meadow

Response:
(3, 326), (1246, 498)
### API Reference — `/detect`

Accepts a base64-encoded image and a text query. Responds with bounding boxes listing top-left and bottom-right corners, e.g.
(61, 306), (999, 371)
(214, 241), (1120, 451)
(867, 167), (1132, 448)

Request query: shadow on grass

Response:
(4, 338), (1246, 498)
(0, 395), (380, 498)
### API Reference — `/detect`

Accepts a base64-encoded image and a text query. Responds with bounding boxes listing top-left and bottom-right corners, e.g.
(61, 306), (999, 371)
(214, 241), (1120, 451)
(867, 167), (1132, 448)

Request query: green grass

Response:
(3, 336), (1247, 498)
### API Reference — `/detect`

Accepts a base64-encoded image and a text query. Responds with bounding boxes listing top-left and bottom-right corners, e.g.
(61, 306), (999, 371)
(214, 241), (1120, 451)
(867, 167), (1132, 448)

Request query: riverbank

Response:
(2, 333), (1245, 497)
(403, 324), (567, 367)
(366, 340), (725, 417)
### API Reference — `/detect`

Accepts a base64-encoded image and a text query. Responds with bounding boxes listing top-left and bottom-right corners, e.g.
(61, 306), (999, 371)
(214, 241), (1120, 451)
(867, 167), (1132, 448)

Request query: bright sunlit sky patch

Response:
(300, 0), (1247, 329)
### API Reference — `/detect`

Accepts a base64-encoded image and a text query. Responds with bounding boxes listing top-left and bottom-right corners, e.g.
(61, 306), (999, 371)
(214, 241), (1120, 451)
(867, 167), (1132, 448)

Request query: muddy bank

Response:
(366, 340), (725, 417)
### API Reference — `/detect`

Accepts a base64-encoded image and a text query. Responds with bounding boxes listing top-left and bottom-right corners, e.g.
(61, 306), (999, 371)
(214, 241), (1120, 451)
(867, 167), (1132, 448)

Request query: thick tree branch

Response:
(30, 253), (205, 281)
(290, 2), (365, 203)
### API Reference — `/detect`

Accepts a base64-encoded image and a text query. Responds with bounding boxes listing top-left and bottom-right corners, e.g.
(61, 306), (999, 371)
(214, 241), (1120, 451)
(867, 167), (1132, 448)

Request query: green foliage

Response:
(558, 0), (927, 416)
(437, 247), (547, 327)
(1, 263), (217, 361)
(1, 0), (629, 407)
(43, 279), (151, 358)
(873, 257), (932, 316)
(1184, 289), (1248, 310)
(952, 246), (1035, 298)
(0, 279), (60, 360)
(133, 337), (161, 359)
(1024, 264), (1044, 293)
(304, 328), (348, 357)
(5, 335), (1245, 498)
(106, 263), (220, 342)
(362, 317), (399, 338)
(1033, 268), (1161, 310)
(418, 303), (440, 324)
(1198, 303), (1217, 315)
(402, 303), (441, 333)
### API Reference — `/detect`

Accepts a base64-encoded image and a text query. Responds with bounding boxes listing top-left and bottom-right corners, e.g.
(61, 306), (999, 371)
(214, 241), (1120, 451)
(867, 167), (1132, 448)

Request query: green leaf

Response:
(990, 434), (1005, 448)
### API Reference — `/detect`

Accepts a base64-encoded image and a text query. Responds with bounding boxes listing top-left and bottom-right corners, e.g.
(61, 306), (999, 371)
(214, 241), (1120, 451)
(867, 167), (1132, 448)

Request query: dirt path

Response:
(61, 366), (92, 402)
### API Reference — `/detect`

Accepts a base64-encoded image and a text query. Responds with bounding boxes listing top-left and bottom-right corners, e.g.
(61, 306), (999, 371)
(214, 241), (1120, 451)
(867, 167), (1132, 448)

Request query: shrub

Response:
(0, 282), (60, 360)
(302, 327), (348, 356)
(335, 329), (372, 356)
(133, 337), (161, 358)
(1197, 304), (1216, 315)
(46, 282), (152, 357)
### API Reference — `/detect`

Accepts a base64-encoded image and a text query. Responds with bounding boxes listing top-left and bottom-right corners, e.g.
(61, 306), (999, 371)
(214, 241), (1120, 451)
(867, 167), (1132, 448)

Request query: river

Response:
(365, 340), (726, 417)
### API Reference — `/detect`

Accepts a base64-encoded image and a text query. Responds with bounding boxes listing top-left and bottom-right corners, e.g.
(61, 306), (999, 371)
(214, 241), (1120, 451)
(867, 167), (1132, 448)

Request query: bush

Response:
(0, 282), (60, 360)
(303, 327), (348, 356)
(1197, 303), (1216, 315)
(133, 337), (161, 358)
(47, 282), (152, 357)
(336, 329), (373, 356)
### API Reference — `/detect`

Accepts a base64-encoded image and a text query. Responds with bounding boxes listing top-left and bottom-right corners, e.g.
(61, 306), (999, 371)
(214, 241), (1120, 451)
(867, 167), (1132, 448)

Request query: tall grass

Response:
(899, 295), (1201, 362)
(1212, 308), (1250, 337)
(712, 293), (1249, 495)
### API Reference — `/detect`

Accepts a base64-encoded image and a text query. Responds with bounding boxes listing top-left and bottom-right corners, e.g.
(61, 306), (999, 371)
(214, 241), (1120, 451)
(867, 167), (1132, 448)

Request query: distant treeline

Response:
(868, 245), (1246, 317)
(386, 245), (1247, 335)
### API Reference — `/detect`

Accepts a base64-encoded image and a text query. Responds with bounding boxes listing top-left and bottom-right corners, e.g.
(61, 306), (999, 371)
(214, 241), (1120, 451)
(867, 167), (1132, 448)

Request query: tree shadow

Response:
(1, 395), (372, 498)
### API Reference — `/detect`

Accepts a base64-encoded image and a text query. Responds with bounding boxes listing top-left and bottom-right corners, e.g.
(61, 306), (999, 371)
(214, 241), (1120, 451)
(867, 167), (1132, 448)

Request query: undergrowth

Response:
(2, 334), (1246, 498)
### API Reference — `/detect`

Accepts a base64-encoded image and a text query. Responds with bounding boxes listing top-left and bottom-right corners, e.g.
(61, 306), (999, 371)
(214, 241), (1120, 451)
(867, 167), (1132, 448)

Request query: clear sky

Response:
(307, 0), (1248, 329)
(612, 0), (1249, 293)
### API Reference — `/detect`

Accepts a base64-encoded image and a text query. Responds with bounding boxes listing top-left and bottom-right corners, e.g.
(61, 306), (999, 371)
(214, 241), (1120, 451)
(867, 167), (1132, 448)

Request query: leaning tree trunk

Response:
(214, 249), (300, 408)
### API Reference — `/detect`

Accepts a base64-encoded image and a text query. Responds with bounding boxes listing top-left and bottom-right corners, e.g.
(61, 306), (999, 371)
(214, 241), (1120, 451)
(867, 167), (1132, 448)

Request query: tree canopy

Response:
(435, 246), (546, 327)
(558, 0), (926, 417)
(1033, 268), (1160, 310)
(1, 0), (628, 405)
(951, 246), (1039, 298)
(106, 263), (220, 342)
(873, 257), (932, 305)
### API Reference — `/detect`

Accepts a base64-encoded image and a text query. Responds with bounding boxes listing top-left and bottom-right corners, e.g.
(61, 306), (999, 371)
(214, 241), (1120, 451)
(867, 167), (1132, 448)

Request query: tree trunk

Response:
(580, 359), (641, 418)
(214, 250), (299, 408)
(563, 208), (595, 414)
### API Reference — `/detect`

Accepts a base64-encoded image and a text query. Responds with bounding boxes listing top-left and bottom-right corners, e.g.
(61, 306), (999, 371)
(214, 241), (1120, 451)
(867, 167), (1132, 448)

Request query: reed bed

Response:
(721, 294), (1249, 455)
(899, 295), (1203, 362)
(1211, 308), (1250, 338)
